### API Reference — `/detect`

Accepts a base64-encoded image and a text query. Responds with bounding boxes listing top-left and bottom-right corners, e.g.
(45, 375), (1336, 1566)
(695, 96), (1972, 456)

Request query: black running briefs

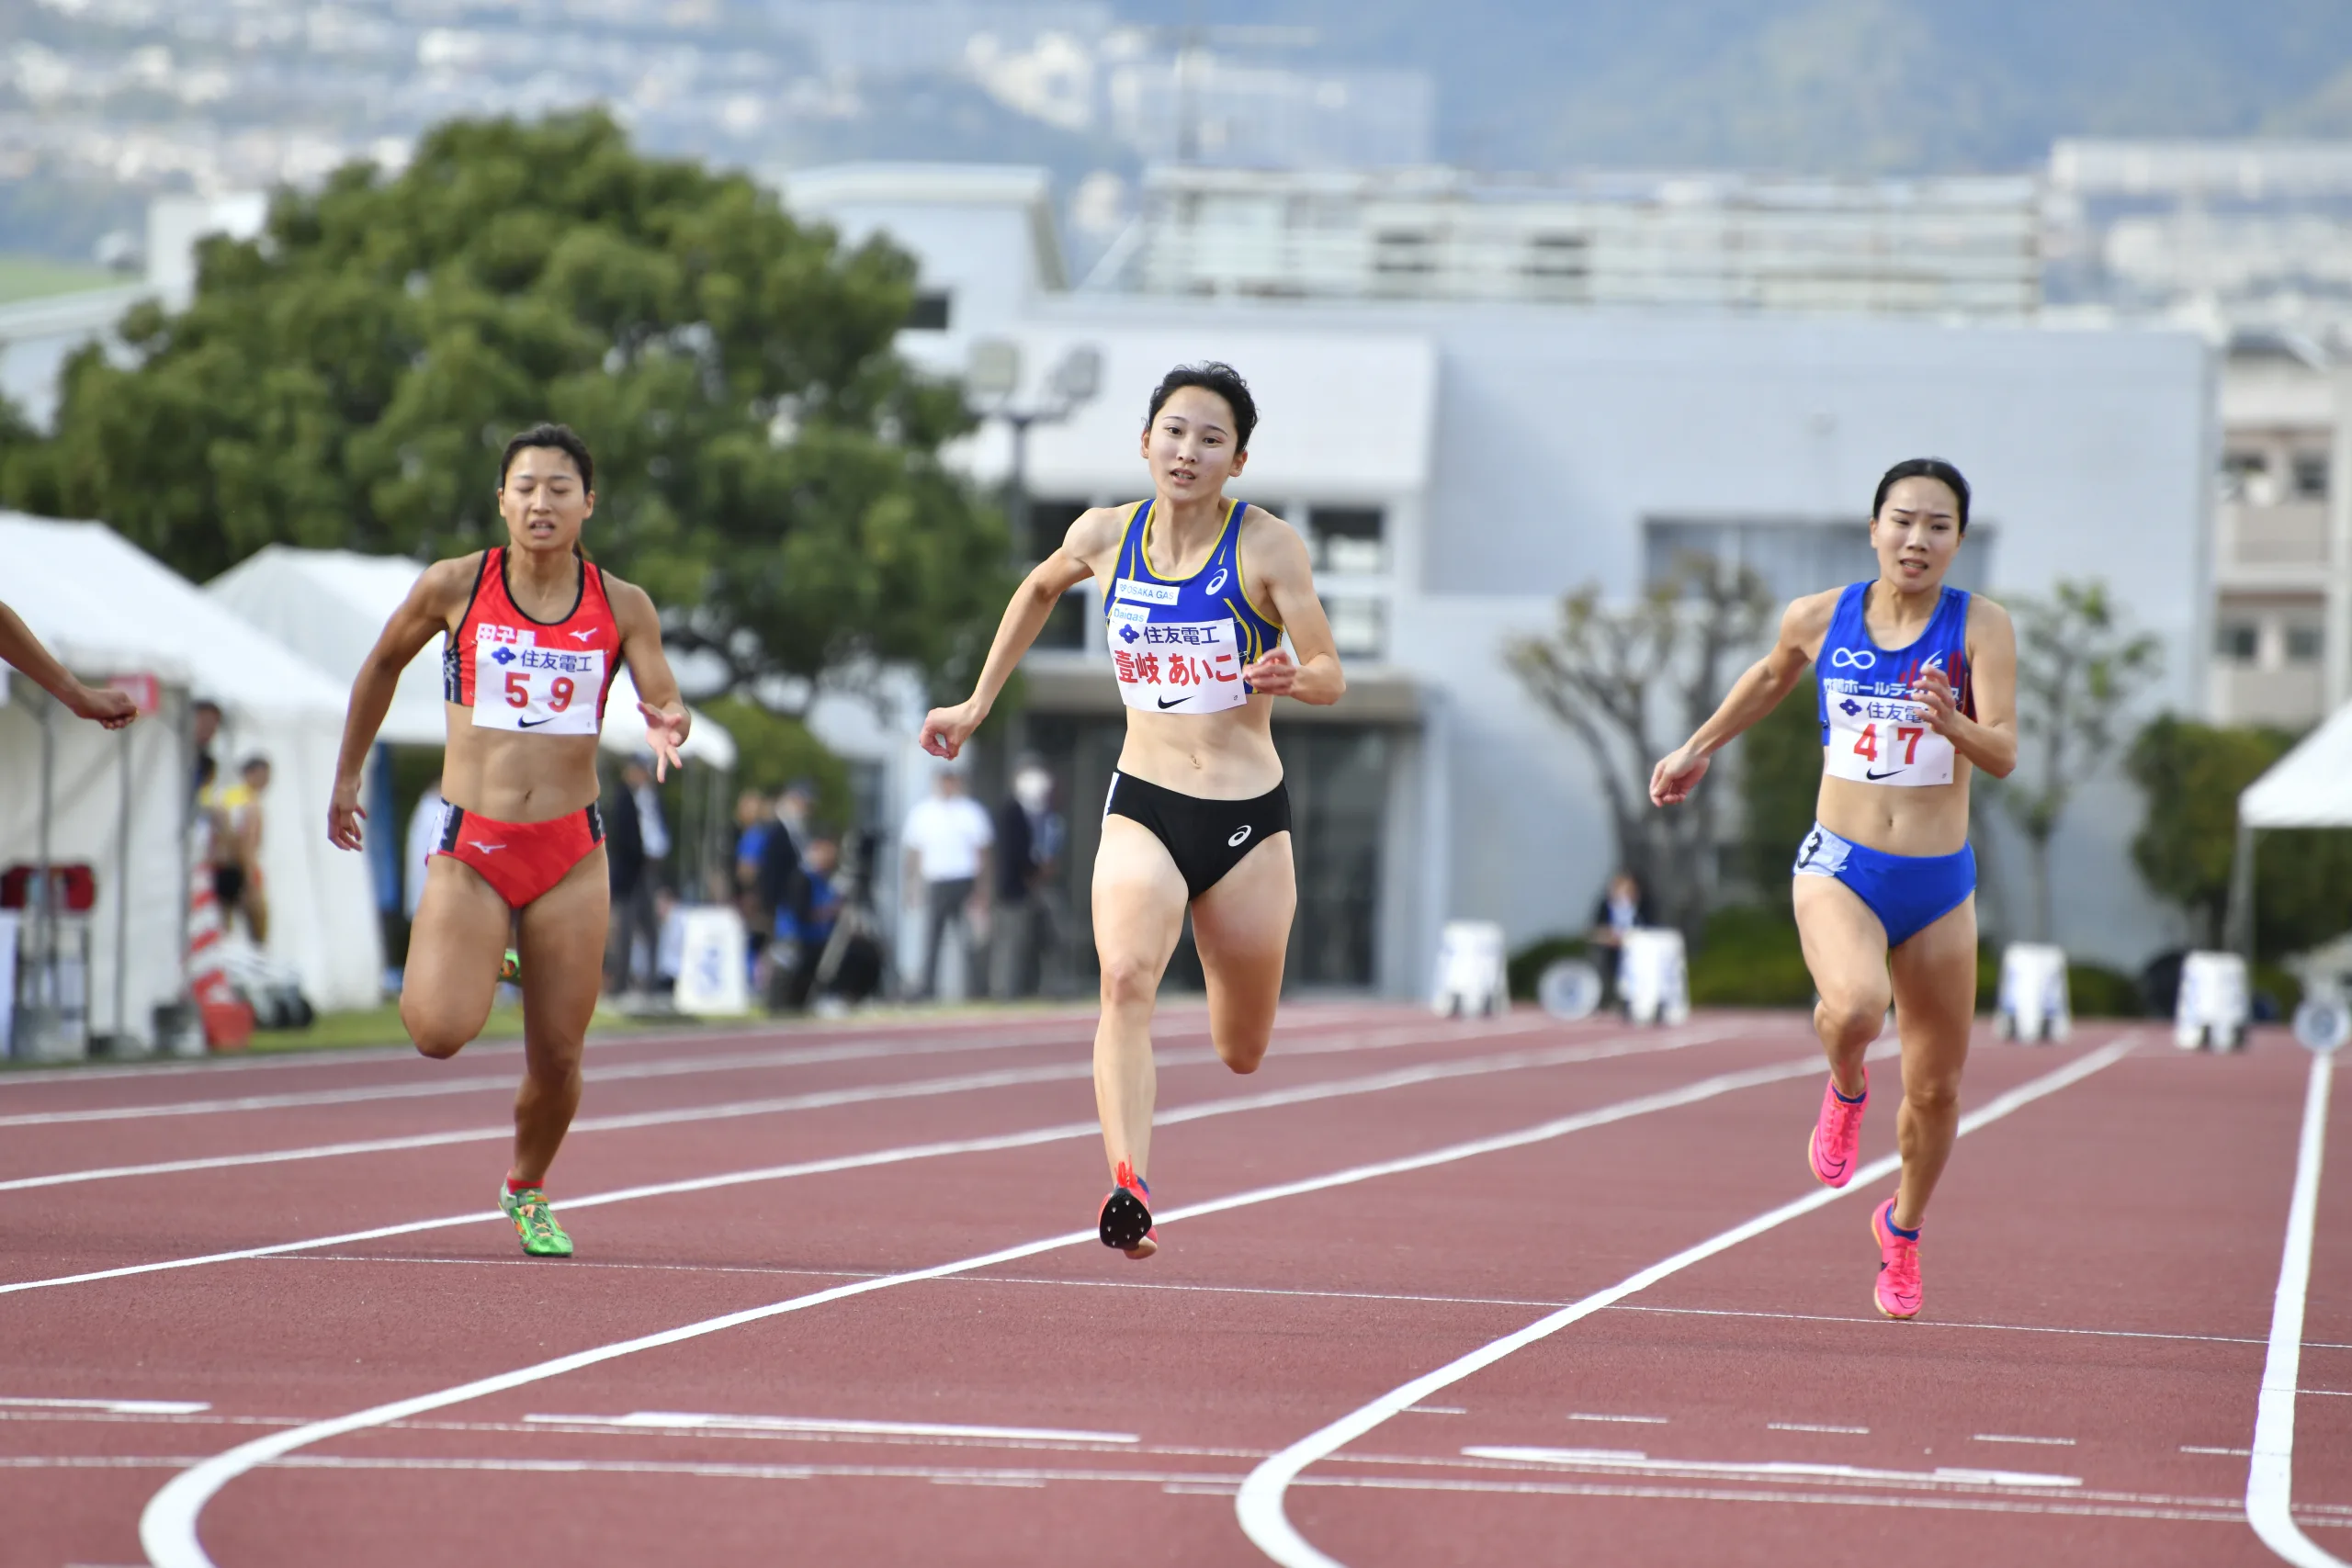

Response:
(1103, 772), (1292, 900)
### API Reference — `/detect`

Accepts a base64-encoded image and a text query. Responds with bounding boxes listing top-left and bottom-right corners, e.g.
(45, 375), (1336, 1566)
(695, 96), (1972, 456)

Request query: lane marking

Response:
(1461, 1447), (2081, 1489)
(0, 1395), (209, 1415)
(1566, 1413), (1668, 1425)
(139, 1045), (1832, 1567)
(1770, 1423), (1870, 1436)
(1404, 1406), (1464, 1416)
(1974, 1434), (2077, 1447)
(5, 1023), (1748, 1294)
(1611, 1301), (2284, 1348)
(2247, 1052), (2346, 1568)
(2188, 1446), (2255, 1457)
(526, 1413), (1140, 1444)
(0, 1011), (1596, 1193)
(1233, 1036), (2138, 1568)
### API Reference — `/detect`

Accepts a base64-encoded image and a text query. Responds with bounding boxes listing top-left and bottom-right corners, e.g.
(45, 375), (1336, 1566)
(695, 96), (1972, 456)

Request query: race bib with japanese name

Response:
(470, 626), (605, 736)
(1821, 655), (1957, 786)
(1107, 602), (1249, 715)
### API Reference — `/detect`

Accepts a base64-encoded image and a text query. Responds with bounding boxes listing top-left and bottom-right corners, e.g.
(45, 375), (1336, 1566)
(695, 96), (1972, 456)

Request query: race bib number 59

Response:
(471, 629), (604, 736)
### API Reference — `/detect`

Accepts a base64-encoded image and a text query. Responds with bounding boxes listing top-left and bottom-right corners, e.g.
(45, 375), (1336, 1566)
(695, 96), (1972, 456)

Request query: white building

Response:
(783, 164), (2216, 993)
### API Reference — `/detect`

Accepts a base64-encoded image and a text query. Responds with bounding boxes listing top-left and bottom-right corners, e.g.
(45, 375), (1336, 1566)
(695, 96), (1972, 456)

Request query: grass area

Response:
(0, 253), (118, 305)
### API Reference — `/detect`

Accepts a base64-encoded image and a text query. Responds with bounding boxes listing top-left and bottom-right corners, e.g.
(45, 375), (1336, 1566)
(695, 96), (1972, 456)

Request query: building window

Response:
(1309, 506), (1386, 575)
(2216, 621), (2260, 661)
(1373, 230), (1438, 276)
(2222, 449), (2274, 505)
(2286, 624), (2324, 663)
(2293, 453), (2330, 502)
(1023, 497), (1091, 564)
(1036, 585), (1090, 650)
(1325, 596), (1386, 659)
(906, 289), (953, 331)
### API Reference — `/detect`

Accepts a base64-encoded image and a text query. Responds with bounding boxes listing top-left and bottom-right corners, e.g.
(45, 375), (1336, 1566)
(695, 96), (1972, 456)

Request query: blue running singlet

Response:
(1800, 581), (1979, 945)
(1102, 497), (1284, 716)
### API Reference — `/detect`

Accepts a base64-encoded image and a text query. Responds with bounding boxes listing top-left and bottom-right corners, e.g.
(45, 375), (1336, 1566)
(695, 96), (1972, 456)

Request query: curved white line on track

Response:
(2, 1024), (1750, 1294)
(2247, 1052), (2346, 1568)
(1232, 1037), (2139, 1568)
(138, 1045), (1830, 1567)
(0, 1014), (1595, 1194)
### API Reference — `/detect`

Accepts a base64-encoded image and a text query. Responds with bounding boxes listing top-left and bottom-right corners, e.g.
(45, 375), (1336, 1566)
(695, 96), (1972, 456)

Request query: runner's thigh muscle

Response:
(1887, 893), (1976, 1097)
(1190, 831), (1295, 1071)
(403, 854), (512, 1052)
(1793, 874), (1893, 1021)
(1091, 817), (1189, 1004)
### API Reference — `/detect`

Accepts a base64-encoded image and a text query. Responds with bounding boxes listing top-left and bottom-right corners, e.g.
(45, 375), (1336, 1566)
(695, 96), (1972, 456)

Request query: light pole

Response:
(964, 339), (1103, 560)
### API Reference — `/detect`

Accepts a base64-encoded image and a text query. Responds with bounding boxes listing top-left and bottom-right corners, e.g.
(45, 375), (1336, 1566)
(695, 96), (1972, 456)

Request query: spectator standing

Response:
(990, 760), (1064, 998)
(731, 788), (773, 971)
(209, 754), (273, 944)
(756, 781), (818, 1008)
(1588, 869), (1657, 1005)
(900, 770), (993, 1001)
(605, 755), (670, 995)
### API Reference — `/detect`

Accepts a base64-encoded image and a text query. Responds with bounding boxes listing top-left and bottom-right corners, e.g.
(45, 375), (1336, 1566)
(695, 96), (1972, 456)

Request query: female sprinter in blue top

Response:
(1649, 458), (2018, 1319)
(921, 363), (1346, 1258)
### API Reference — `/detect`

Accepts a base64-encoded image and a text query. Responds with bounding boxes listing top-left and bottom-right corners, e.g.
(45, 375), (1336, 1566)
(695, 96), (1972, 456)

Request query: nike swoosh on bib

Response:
(1156, 695), (1190, 710)
(1864, 766), (1905, 781)
(518, 716), (557, 728)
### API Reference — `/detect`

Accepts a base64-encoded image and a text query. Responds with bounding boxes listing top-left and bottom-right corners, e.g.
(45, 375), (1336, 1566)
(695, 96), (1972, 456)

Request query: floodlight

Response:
(967, 338), (1022, 401)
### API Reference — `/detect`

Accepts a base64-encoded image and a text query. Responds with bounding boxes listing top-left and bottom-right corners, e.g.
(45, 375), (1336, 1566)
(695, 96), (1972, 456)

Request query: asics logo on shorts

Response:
(1828, 647), (1877, 670)
(1204, 569), (1229, 595)
(1227, 825), (1253, 848)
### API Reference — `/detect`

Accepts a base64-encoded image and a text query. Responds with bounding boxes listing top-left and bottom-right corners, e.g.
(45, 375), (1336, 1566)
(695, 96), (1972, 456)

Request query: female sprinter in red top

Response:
(329, 423), (689, 1258)
(922, 363), (1346, 1258)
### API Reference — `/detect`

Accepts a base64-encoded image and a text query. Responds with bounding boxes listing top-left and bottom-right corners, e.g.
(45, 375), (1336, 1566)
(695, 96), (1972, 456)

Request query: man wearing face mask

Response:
(990, 759), (1064, 999)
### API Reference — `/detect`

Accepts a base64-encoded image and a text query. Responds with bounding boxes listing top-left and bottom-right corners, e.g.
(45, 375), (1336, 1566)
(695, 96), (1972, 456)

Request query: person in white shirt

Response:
(900, 770), (994, 1000)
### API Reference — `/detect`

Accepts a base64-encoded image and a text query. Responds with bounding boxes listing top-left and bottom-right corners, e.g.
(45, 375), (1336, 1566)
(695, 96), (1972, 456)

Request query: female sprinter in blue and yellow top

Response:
(1650, 458), (2018, 1319)
(922, 363), (1346, 1258)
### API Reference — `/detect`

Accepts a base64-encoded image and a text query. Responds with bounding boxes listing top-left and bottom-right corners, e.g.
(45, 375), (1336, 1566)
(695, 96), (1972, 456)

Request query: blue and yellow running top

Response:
(1102, 497), (1285, 716)
(1815, 581), (1974, 787)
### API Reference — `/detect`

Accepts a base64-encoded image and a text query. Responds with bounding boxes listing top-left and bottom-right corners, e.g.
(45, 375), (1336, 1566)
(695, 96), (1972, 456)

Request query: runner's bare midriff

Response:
(1815, 770), (1972, 858)
(441, 711), (603, 823)
(1115, 698), (1284, 800)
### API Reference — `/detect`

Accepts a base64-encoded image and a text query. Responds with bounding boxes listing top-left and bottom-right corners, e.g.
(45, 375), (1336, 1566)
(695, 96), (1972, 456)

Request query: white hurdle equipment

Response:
(671, 906), (751, 1017)
(1995, 942), (2071, 1044)
(1620, 927), (1690, 1026)
(1431, 920), (1509, 1018)
(2176, 950), (2250, 1053)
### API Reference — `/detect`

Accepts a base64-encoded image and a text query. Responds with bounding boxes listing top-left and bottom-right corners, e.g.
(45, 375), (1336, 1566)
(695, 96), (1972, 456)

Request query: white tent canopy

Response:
(0, 513), (382, 1030)
(2241, 699), (2352, 829)
(206, 546), (736, 766)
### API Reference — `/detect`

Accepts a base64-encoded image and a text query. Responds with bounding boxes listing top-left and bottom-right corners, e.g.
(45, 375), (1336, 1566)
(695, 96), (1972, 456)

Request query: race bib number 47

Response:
(1821, 672), (1956, 787)
(471, 629), (605, 735)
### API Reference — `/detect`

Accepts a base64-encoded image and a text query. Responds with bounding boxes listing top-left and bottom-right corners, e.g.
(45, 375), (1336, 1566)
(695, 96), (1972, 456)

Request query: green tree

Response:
(1996, 580), (2162, 941)
(3, 110), (1011, 707)
(1738, 670), (1821, 899)
(2126, 714), (2352, 959)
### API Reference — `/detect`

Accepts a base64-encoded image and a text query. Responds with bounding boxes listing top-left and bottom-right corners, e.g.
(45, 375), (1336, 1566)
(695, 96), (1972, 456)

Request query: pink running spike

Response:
(1871, 1198), (1923, 1319)
(1807, 1070), (1868, 1189)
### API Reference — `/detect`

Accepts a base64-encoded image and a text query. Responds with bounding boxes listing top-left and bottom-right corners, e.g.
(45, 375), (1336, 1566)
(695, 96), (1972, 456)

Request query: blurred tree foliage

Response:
(1737, 670), (1821, 899)
(698, 696), (854, 829)
(1, 110), (1011, 706)
(2126, 714), (2352, 959)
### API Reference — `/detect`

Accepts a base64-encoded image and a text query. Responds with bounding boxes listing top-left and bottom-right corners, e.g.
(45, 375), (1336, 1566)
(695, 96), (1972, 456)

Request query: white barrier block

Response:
(2176, 950), (2249, 1053)
(1996, 942), (2072, 1044)
(673, 907), (750, 1017)
(1621, 927), (1689, 1026)
(1431, 920), (1508, 1019)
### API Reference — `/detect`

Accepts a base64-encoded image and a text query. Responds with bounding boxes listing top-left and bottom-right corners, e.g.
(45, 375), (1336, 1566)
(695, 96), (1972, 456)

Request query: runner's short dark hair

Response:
(1146, 363), (1258, 453)
(500, 423), (595, 492)
(1871, 457), (1971, 534)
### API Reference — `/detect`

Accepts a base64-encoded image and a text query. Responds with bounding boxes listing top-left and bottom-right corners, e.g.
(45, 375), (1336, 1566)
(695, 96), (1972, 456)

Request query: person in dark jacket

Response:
(1588, 870), (1658, 1004)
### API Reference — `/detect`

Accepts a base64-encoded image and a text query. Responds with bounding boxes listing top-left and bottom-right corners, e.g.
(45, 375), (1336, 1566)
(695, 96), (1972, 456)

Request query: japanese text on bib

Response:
(1821, 651), (1957, 786)
(1107, 601), (1248, 715)
(470, 626), (605, 735)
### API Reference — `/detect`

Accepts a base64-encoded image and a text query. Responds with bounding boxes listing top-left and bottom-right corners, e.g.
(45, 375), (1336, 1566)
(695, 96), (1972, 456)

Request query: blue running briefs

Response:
(1792, 821), (1975, 949)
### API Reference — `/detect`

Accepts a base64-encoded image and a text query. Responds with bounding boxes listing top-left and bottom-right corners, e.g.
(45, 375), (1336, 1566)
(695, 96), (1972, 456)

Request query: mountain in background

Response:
(1141, 0), (2352, 173)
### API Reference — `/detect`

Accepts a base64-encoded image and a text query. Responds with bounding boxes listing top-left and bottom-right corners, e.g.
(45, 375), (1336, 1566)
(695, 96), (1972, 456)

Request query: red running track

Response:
(0, 1002), (2340, 1568)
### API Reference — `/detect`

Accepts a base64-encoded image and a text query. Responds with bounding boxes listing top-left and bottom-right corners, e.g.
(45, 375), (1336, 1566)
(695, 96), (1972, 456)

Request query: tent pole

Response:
(34, 691), (55, 1056)
(2222, 818), (2256, 961)
(175, 691), (194, 1010)
(115, 718), (132, 1049)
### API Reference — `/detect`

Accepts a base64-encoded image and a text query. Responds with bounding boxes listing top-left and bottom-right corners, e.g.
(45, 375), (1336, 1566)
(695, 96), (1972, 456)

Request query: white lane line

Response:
(1973, 1433), (2075, 1447)
(1232, 1036), (2138, 1568)
(2188, 1446), (2255, 1457)
(2248, 1051), (2346, 1568)
(1461, 1447), (2081, 1489)
(0, 1395), (209, 1415)
(1404, 1406), (1464, 1416)
(0, 1011), (1589, 1193)
(1566, 1413), (1668, 1425)
(139, 1046), (1830, 1568)
(1770, 1423), (1869, 1436)
(528, 1412), (1140, 1444)
(1611, 1301), (2278, 1348)
(2, 1023), (1747, 1295)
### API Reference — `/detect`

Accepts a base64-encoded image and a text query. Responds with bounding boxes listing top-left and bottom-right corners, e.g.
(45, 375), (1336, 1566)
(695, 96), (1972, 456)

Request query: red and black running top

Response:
(441, 547), (624, 736)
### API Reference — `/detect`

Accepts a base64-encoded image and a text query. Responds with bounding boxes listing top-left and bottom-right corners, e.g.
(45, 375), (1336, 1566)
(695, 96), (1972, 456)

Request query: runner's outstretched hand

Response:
(327, 777), (367, 852)
(1649, 745), (1712, 807)
(920, 701), (981, 761)
(68, 683), (138, 729)
(640, 702), (690, 781)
